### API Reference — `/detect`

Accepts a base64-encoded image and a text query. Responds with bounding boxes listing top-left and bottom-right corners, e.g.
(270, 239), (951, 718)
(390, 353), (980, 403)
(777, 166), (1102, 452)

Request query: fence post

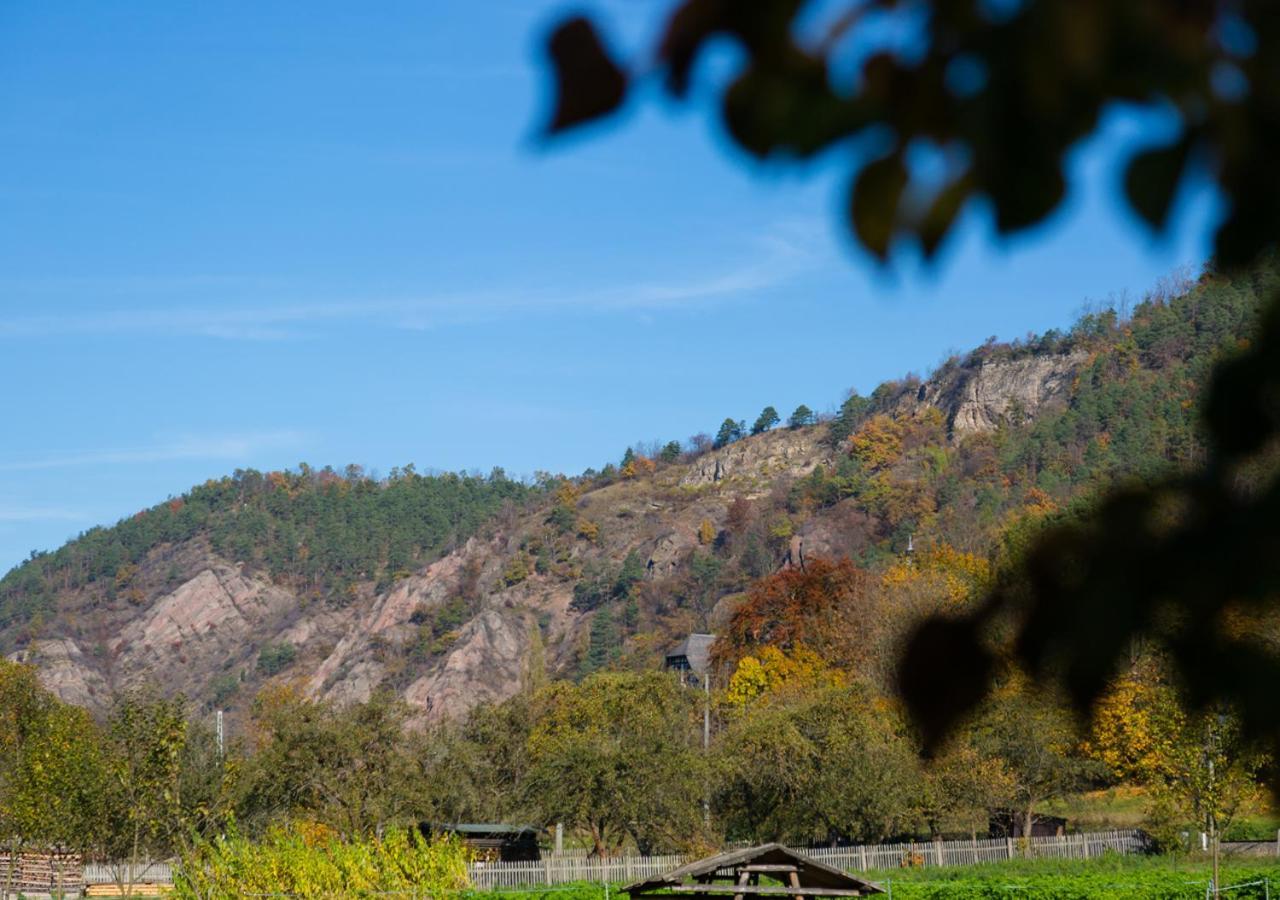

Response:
(859, 845), (867, 872)
(1006, 837), (1014, 861)
(934, 838), (943, 867)
(545, 855), (553, 885)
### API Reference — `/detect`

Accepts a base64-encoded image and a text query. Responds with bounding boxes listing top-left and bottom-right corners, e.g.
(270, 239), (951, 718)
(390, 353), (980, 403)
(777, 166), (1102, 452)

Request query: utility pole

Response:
(1205, 717), (1221, 899)
(703, 672), (710, 752)
(216, 709), (224, 759)
(1210, 754), (1219, 899)
(703, 671), (711, 827)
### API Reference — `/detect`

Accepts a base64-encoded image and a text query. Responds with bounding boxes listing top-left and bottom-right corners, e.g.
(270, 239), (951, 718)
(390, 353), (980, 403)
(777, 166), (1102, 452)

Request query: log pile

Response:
(0, 849), (85, 895)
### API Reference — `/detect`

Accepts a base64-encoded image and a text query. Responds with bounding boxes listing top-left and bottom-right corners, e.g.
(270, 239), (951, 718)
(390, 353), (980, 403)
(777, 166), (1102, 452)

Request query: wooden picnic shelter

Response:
(623, 843), (884, 899)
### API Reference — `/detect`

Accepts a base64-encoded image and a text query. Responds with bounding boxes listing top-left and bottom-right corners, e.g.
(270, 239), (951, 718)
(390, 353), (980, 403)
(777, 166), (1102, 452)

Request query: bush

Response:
(256, 642), (296, 675)
(175, 824), (470, 899)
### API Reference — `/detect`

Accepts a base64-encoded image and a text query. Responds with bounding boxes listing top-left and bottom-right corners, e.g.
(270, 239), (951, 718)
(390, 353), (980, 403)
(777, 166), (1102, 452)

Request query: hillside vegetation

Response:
(1, 261), (1278, 858)
(0, 262), (1272, 711)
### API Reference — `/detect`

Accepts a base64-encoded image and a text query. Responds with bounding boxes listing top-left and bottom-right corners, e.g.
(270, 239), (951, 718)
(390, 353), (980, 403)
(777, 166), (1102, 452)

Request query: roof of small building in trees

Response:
(665, 633), (715, 675)
(428, 823), (538, 836)
(624, 843), (884, 897)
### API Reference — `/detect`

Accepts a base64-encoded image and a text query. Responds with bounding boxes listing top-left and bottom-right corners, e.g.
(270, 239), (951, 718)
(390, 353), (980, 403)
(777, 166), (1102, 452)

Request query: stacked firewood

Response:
(0, 849), (84, 894)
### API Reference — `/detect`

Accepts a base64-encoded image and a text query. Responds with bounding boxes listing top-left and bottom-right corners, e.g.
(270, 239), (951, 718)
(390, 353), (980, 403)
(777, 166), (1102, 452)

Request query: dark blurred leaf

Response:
(897, 617), (995, 755)
(1204, 303), (1280, 460)
(1124, 135), (1193, 231)
(544, 17), (628, 135)
(851, 153), (908, 260)
(918, 173), (973, 258)
(658, 0), (728, 97)
(722, 59), (852, 159)
(986, 153), (1066, 235)
(543, 0), (1279, 269)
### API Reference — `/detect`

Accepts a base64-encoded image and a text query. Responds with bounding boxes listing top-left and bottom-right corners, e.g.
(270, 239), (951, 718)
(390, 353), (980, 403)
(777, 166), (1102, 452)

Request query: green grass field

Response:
(1043, 787), (1280, 841)
(463, 856), (1280, 900)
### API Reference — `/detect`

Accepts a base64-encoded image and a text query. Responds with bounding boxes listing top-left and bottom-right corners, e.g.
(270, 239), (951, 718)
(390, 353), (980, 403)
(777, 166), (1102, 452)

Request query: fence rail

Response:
(83, 861), (176, 885)
(468, 830), (1146, 889)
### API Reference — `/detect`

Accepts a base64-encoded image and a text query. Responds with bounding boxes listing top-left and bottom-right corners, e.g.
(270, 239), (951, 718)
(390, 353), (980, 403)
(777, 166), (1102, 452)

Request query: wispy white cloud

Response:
(0, 221), (830, 341)
(0, 505), (90, 522)
(0, 430), (305, 472)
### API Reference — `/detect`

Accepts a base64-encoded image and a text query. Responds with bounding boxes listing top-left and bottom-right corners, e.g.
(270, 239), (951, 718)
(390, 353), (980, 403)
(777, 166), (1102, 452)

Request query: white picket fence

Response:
(83, 860), (175, 885)
(79, 830), (1144, 890)
(471, 853), (688, 891)
(467, 829), (1145, 889)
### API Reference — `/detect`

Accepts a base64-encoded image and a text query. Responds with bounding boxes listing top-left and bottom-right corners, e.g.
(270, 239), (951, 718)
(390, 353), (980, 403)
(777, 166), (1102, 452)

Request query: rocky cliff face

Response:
(901, 351), (1086, 437)
(679, 428), (831, 489)
(5, 350), (1086, 724)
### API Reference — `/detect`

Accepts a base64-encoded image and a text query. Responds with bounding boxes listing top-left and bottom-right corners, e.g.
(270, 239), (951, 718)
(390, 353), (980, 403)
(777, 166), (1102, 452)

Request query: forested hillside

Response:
(0, 466), (537, 647)
(0, 261), (1272, 725)
(1, 261), (1277, 856)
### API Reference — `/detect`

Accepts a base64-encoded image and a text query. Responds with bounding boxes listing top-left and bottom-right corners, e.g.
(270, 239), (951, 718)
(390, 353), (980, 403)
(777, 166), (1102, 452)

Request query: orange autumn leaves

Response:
(714, 558), (868, 670)
(716, 546), (989, 677)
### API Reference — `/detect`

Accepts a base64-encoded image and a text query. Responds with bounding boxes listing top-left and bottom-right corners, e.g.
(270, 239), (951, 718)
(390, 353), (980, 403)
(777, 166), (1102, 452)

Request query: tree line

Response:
(1, 630), (1263, 864)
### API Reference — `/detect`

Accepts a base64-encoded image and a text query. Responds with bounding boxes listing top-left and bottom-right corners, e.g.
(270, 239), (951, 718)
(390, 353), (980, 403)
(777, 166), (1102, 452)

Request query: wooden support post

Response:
(787, 869), (805, 900)
(734, 869), (750, 900)
(859, 845), (867, 872)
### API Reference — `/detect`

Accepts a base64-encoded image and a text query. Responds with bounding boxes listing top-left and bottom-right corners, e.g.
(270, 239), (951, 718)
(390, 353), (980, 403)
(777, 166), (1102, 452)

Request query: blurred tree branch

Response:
(538, 0), (1280, 758)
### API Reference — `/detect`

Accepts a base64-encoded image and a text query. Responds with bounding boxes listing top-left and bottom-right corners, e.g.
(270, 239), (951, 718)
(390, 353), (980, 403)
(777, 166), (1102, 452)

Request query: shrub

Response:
(174, 824), (470, 899)
(256, 642), (296, 676)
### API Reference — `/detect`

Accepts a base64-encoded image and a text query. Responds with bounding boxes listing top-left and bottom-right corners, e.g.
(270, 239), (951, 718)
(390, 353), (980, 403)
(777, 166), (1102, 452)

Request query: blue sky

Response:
(0, 1), (1219, 575)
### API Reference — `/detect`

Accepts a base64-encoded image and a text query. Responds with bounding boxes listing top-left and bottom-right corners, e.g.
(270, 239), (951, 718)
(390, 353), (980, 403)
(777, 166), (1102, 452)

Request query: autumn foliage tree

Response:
(1086, 655), (1268, 849)
(715, 558), (868, 670)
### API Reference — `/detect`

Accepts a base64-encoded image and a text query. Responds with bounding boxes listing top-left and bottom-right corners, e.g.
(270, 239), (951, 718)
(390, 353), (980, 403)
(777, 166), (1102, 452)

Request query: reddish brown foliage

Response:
(713, 557), (867, 670)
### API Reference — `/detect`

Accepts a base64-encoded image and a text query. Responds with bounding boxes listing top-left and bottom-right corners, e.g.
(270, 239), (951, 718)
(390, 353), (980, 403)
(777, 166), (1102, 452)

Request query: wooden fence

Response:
(69, 830), (1144, 891)
(467, 829), (1146, 889)
(83, 860), (176, 886)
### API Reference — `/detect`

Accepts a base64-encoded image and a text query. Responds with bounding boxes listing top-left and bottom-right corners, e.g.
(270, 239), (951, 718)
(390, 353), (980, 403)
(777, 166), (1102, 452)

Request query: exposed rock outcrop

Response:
(112, 565), (298, 691)
(679, 428), (830, 488)
(898, 351), (1086, 437)
(403, 608), (533, 723)
(8, 639), (109, 709)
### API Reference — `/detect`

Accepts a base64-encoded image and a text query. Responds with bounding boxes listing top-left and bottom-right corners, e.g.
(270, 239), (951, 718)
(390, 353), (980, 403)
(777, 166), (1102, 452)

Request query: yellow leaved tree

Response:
(724, 645), (845, 708)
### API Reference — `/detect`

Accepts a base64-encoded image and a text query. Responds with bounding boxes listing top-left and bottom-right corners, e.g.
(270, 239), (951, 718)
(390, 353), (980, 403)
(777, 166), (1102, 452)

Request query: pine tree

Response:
(714, 418), (743, 449)
(751, 406), (781, 435)
(585, 607), (620, 672)
(828, 392), (870, 445)
(788, 405), (814, 428)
